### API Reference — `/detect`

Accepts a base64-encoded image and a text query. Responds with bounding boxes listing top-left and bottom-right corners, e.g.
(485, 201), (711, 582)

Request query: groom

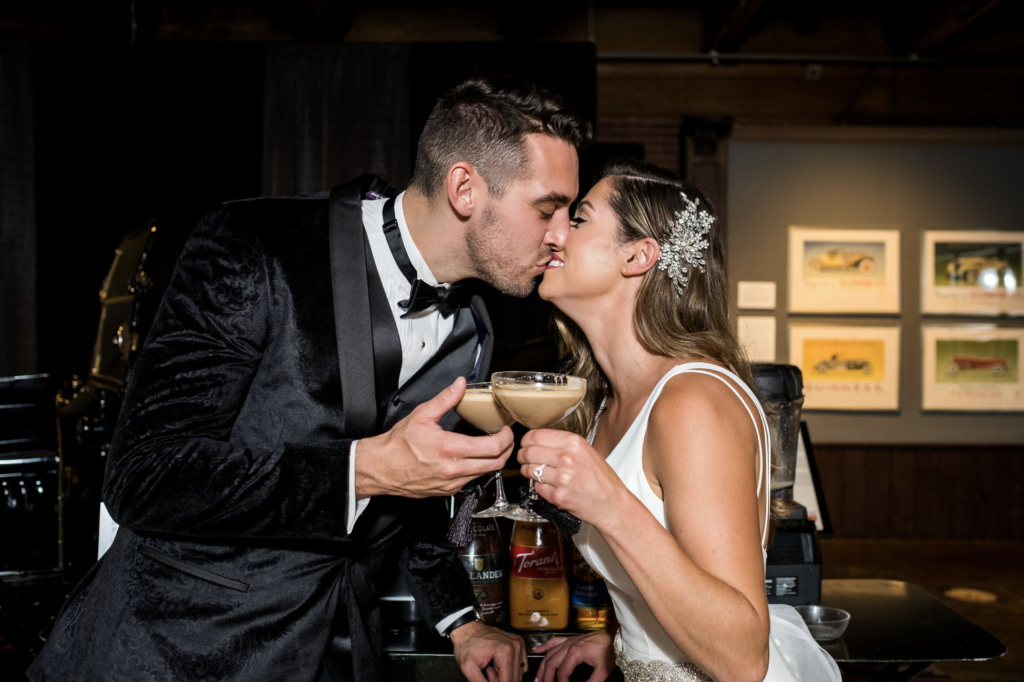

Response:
(27, 76), (591, 682)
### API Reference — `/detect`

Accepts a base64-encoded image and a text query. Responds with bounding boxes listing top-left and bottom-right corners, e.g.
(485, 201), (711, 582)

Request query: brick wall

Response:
(596, 116), (683, 175)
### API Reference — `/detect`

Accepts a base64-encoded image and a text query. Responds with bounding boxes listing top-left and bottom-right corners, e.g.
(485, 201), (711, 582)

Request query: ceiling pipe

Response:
(597, 51), (1024, 67)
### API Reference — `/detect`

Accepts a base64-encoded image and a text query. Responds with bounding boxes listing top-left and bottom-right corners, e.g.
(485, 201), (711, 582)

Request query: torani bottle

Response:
(509, 518), (569, 630)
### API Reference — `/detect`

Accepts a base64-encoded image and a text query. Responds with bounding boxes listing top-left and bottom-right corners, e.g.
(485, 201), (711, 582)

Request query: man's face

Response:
(465, 134), (579, 297)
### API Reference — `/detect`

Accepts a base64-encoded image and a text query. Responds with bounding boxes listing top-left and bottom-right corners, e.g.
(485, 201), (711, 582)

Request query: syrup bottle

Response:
(508, 517), (569, 630)
(571, 544), (611, 631)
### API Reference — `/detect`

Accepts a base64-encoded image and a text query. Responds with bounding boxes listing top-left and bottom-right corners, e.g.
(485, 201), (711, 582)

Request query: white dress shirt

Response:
(346, 191), (474, 633)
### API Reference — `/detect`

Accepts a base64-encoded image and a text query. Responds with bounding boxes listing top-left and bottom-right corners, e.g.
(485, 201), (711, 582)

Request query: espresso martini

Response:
(455, 386), (514, 435)
(489, 385), (586, 429)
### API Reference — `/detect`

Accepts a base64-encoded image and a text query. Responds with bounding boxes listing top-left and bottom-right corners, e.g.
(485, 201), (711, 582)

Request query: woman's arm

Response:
(520, 372), (770, 682)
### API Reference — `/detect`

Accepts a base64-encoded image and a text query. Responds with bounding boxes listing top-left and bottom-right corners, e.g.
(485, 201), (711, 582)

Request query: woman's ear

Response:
(623, 238), (661, 277)
(446, 162), (480, 219)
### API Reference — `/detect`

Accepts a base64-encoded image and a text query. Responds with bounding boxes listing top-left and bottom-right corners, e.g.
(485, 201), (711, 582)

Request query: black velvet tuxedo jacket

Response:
(28, 176), (494, 682)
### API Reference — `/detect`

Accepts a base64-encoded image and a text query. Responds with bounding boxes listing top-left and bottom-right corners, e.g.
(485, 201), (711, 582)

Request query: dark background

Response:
(23, 41), (598, 382)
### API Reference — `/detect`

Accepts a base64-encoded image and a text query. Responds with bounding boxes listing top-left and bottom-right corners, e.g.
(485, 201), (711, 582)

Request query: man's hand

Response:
(451, 621), (528, 682)
(355, 377), (515, 498)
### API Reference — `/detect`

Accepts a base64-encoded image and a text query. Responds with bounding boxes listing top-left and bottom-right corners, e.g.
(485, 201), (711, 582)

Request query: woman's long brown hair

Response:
(553, 159), (790, 533)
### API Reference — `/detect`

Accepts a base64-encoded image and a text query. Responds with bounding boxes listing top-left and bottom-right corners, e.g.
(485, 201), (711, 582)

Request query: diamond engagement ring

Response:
(533, 464), (546, 485)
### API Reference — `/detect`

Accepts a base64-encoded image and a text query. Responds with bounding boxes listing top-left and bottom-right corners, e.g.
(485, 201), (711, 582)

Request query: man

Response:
(27, 76), (591, 682)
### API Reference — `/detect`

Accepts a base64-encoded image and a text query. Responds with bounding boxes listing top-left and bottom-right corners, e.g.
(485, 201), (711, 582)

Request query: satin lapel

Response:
(469, 293), (495, 383)
(365, 232), (403, 429)
(328, 174), (399, 438)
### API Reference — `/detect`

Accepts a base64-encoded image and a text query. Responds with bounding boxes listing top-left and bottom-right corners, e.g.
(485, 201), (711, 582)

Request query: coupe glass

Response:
(453, 382), (515, 517)
(490, 371), (587, 521)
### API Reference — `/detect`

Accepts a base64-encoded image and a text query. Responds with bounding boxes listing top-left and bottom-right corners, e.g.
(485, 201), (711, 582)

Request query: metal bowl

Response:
(794, 605), (851, 641)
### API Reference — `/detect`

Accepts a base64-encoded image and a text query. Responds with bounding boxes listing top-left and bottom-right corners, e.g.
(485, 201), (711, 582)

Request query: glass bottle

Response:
(508, 517), (569, 630)
(571, 544), (611, 631)
(456, 516), (509, 627)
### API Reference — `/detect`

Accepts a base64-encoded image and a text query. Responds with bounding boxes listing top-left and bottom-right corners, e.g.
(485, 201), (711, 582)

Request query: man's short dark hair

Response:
(409, 75), (593, 199)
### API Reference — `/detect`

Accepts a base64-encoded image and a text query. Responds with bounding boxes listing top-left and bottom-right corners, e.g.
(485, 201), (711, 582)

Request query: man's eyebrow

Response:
(531, 192), (572, 207)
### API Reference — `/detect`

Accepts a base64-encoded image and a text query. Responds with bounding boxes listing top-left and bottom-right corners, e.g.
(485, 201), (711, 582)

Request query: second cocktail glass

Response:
(454, 382), (516, 517)
(490, 371), (587, 521)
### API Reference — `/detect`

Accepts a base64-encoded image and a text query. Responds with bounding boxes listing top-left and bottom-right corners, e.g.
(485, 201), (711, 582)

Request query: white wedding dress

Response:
(574, 362), (842, 682)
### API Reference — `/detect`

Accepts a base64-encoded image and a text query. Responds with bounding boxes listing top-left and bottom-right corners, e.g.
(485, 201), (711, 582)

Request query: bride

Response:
(519, 160), (841, 682)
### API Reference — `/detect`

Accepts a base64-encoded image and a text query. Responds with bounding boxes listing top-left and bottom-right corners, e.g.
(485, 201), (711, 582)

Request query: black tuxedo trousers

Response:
(28, 176), (493, 682)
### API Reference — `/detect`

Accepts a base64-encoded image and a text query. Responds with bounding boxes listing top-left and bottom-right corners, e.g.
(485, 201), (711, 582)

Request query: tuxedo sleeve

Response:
(397, 498), (478, 631)
(103, 208), (353, 541)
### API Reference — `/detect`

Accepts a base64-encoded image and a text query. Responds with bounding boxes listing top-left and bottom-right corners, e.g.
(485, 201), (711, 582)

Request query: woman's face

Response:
(538, 177), (626, 306)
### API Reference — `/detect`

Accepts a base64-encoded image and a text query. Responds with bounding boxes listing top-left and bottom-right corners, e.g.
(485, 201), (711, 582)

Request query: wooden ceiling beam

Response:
(907, 0), (1005, 55)
(703, 0), (769, 53)
(268, 0), (353, 41)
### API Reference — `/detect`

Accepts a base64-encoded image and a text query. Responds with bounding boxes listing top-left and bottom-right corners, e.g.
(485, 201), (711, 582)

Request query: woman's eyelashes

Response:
(570, 215), (588, 229)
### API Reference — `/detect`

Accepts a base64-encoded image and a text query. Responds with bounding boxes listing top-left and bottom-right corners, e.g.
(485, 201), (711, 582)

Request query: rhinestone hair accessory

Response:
(657, 192), (714, 294)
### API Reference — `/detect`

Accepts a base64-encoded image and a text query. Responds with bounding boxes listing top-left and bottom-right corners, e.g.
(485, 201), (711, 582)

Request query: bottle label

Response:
(571, 577), (611, 609)
(459, 554), (506, 584)
(510, 544), (564, 579)
(460, 553), (508, 625)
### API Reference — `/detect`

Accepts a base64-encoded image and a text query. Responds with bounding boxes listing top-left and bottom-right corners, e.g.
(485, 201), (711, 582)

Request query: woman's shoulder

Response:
(647, 362), (759, 445)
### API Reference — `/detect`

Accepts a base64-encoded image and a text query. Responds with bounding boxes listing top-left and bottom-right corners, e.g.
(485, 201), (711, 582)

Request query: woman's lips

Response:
(544, 256), (564, 269)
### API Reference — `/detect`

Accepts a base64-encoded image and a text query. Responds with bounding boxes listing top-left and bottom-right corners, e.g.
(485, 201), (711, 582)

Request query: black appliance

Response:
(752, 364), (826, 607)
(56, 224), (157, 582)
(0, 374), (60, 578)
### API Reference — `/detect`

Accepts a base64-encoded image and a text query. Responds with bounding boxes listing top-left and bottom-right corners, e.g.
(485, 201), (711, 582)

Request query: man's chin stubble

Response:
(486, 270), (537, 298)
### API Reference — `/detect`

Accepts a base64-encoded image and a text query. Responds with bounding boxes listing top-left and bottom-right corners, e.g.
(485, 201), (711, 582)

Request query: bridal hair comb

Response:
(657, 192), (714, 294)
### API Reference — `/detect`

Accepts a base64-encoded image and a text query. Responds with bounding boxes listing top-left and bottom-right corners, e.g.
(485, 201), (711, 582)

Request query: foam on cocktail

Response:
(455, 388), (514, 434)
(490, 385), (586, 429)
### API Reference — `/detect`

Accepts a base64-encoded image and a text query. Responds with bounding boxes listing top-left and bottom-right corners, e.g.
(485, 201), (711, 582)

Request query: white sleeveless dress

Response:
(574, 362), (841, 682)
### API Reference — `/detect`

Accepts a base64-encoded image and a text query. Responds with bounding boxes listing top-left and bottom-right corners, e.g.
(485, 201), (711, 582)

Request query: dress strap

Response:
(664, 364), (773, 548)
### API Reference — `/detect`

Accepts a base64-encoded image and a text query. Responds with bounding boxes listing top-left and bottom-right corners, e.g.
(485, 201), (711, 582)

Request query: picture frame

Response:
(788, 227), (901, 314)
(789, 324), (901, 411)
(921, 230), (1024, 316)
(922, 325), (1024, 412)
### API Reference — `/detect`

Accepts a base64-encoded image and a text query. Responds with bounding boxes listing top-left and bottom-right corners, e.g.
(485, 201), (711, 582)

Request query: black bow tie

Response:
(399, 279), (463, 319)
(381, 195), (467, 320)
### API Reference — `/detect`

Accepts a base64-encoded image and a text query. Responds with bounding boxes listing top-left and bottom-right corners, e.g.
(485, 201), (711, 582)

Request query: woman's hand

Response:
(533, 630), (615, 682)
(518, 429), (625, 528)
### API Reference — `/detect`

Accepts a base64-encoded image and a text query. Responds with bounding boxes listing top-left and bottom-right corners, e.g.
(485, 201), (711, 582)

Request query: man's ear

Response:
(445, 162), (481, 219)
(623, 238), (661, 277)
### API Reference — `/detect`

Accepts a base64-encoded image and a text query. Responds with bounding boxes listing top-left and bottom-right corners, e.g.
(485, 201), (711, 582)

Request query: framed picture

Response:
(789, 324), (901, 411)
(922, 230), (1024, 316)
(788, 227), (901, 314)
(922, 325), (1024, 411)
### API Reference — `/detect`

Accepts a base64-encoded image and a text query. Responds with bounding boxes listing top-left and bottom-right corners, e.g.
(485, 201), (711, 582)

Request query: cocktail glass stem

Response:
(493, 471), (509, 508)
(473, 456), (514, 518)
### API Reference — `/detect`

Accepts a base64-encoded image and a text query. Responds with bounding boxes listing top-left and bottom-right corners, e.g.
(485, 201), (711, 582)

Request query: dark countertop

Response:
(818, 579), (1007, 664)
(383, 579), (1007, 681)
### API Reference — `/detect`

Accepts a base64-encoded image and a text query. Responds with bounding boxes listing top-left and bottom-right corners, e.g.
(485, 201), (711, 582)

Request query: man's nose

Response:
(544, 213), (570, 251)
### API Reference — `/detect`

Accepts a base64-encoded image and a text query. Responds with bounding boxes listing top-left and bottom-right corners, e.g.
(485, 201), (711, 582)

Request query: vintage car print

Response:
(946, 256), (1010, 284)
(815, 354), (873, 375)
(945, 355), (1010, 377)
(810, 249), (876, 274)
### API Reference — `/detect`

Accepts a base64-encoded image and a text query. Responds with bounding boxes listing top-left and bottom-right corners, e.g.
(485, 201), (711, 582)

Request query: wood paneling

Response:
(815, 444), (1024, 540)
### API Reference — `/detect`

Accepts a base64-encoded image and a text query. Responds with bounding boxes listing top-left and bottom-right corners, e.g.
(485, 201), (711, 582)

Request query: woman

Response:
(519, 160), (841, 682)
